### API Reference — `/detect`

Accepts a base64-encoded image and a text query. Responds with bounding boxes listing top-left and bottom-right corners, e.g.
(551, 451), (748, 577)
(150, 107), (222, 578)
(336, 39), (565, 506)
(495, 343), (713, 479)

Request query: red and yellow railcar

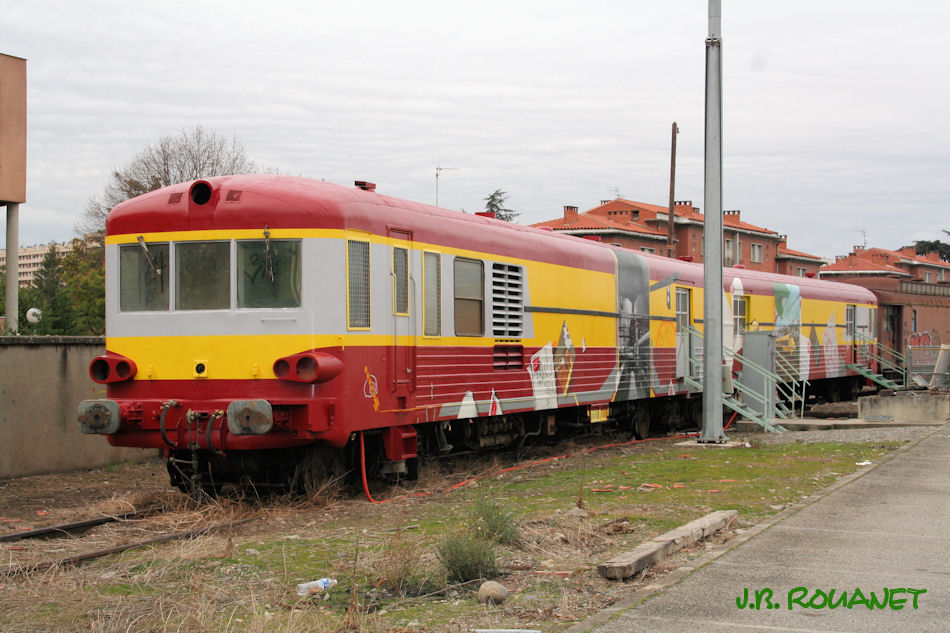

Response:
(78, 176), (877, 491)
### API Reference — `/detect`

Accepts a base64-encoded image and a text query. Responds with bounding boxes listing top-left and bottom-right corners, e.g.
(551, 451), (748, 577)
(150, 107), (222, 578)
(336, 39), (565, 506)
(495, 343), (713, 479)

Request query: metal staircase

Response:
(683, 325), (787, 433)
(848, 332), (906, 390)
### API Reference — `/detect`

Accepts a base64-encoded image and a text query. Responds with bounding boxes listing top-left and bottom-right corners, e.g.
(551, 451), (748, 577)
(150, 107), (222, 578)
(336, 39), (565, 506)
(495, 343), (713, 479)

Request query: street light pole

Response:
(700, 0), (726, 442)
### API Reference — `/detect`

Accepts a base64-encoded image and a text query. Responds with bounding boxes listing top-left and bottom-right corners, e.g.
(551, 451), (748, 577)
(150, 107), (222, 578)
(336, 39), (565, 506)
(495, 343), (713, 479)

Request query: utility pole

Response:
(667, 122), (679, 258)
(700, 0), (726, 443)
(435, 166), (460, 206)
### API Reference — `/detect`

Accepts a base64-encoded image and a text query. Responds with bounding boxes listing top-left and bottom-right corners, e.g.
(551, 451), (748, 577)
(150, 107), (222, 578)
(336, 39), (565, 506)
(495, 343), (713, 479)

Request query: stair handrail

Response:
(854, 331), (906, 386)
(684, 324), (791, 423)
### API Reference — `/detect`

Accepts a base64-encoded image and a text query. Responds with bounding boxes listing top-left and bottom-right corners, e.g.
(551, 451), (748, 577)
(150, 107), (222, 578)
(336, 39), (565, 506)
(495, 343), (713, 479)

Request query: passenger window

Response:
(424, 252), (441, 336)
(347, 240), (371, 328)
(119, 242), (169, 311)
(454, 258), (484, 336)
(393, 247), (409, 315)
(176, 242), (230, 310)
(237, 239), (302, 308)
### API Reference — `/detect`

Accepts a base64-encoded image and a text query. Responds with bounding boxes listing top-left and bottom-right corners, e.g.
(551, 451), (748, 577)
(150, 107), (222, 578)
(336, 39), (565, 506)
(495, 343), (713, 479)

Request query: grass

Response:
(0, 436), (903, 633)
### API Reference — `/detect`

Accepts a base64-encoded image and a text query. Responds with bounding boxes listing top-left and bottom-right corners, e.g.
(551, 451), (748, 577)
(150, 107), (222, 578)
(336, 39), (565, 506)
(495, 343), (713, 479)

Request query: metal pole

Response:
(5, 203), (19, 333)
(435, 166), (459, 207)
(700, 0), (725, 442)
(667, 122), (679, 258)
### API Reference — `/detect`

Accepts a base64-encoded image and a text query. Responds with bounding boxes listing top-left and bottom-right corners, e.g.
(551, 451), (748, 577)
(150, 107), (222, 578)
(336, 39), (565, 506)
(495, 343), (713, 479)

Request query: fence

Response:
(907, 345), (950, 388)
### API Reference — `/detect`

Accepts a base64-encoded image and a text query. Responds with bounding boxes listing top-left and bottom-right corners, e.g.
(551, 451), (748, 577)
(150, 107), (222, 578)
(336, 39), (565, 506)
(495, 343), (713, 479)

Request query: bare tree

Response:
(77, 126), (262, 237)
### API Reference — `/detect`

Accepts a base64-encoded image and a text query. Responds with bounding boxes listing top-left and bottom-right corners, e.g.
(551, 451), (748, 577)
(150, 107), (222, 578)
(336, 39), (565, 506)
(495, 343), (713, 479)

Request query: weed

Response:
(437, 532), (498, 583)
(372, 531), (436, 596)
(469, 495), (521, 545)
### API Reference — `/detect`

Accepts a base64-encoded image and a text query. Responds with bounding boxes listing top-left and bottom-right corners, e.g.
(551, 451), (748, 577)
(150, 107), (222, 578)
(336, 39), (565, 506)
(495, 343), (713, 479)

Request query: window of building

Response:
(423, 252), (441, 336)
(176, 242), (230, 310)
(393, 247), (409, 315)
(347, 240), (371, 328)
(454, 258), (484, 336)
(724, 239), (733, 266)
(120, 242), (169, 311)
(639, 247), (655, 254)
(237, 239), (302, 308)
(797, 267), (807, 277)
(751, 243), (764, 263)
(925, 271), (932, 283)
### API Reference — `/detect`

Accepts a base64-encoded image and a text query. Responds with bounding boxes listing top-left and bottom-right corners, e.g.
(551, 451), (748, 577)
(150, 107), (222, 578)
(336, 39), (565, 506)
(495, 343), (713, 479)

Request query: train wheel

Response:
(292, 445), (346, 502)
(633, 408), (651, 440)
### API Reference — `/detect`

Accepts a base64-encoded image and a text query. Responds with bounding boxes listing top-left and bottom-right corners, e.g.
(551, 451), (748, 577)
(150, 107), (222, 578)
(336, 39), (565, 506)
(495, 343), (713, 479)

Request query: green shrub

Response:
(437, 533), (497, 583)
(470, 495), (521, 545)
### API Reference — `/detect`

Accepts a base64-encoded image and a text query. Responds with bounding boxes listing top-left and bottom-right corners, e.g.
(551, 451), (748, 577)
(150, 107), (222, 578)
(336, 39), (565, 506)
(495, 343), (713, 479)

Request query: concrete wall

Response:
(858, 391), (950, 423)
(0, 337), (151, 479)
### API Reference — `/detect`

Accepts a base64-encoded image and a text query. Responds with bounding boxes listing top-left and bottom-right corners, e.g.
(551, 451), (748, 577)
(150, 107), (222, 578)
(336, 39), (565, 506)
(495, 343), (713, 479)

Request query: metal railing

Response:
(907, 345), (948, 388)
(683, 324), (795, 427)
(854, 331), (907, 387)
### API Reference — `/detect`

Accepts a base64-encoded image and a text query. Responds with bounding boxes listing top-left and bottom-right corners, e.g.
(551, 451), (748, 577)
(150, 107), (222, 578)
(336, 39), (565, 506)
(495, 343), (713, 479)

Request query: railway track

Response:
(0, 507), (162, 544)
(0, 511), (258, 578)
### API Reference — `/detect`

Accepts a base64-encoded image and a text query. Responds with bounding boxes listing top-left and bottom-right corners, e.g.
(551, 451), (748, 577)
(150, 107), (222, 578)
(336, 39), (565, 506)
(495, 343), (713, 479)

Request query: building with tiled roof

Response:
(820, 246), (950, 283)
(776, 237), (827, 277)
(533, 204), (667, 253)
(532, 198), (824, 276)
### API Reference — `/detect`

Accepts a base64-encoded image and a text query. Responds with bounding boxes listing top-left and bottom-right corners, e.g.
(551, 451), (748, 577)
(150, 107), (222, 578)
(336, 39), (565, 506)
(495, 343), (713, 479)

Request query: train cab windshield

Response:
(118, 239), (302, 311)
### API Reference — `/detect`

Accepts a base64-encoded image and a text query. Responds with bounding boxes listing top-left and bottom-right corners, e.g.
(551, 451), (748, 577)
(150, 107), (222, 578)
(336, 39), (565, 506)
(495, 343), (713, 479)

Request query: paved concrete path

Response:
(586, 422), (950, 633)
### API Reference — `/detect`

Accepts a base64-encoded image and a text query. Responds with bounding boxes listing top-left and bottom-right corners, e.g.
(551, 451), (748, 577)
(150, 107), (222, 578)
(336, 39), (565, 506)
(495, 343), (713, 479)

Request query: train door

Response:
(390, 230), (416, 400)
(882, 305), (902, 358)
(675, 287), (693, 378)
(845, 303), (857, 365)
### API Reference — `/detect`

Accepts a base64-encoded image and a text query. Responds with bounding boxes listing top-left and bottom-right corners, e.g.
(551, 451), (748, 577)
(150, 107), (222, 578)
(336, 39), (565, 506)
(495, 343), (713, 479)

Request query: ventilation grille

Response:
(491, 263), (524, 337)
(347, 241), (371, 328)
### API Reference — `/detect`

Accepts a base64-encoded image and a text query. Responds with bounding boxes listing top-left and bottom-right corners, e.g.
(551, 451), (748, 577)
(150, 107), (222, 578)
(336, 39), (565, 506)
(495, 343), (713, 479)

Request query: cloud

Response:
(3, 0), (949, 258)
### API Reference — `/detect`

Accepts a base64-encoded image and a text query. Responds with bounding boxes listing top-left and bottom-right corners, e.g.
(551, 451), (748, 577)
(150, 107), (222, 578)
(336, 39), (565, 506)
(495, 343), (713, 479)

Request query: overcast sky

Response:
(5, 0), (949, 259)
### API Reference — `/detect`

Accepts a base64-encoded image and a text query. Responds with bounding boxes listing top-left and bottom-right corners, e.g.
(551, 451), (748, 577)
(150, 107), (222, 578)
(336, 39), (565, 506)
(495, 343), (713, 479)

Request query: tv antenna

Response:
(854, 228), (868, 250)
(435, 166), (460, 206)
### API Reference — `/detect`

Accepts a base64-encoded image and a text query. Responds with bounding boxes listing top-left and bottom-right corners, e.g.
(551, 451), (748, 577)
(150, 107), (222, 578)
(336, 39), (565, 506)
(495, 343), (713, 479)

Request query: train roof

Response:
(107, 174), (876, 304)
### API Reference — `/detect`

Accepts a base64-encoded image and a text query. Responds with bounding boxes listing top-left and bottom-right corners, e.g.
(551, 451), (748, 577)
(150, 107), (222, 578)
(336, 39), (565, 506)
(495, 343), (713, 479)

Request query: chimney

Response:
(723, 209), (740, 220)
(563, 205), (579, 223)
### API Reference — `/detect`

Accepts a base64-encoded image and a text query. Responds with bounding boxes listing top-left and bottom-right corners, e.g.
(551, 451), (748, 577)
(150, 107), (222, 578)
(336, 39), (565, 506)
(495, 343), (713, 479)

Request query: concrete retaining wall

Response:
(858, 390), (950, 422)
(0, 337), (151, 479)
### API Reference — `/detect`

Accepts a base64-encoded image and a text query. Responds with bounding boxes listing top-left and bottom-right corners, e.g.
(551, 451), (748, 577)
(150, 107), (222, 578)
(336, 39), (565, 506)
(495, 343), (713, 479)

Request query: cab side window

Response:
(454, 258), (484, 336)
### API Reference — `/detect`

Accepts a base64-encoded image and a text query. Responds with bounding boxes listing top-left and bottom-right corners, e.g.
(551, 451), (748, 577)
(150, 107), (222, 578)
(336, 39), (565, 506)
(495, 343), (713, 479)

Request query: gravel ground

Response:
(735, 422), (947, 446)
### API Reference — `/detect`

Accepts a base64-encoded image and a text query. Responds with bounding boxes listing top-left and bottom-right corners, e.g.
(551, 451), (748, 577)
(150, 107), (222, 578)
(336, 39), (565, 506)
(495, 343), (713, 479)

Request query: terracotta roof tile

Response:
(777, 244), (823, 261)
(532, 211), (664, 236)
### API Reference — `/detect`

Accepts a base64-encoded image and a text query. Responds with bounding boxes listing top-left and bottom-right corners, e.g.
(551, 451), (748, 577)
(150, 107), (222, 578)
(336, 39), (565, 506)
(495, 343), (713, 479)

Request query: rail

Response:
(907, 345), (949, 388)
(773, 351), (810, 418)
(683, 324), (789, 430)
(854, 331), (907, 387)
